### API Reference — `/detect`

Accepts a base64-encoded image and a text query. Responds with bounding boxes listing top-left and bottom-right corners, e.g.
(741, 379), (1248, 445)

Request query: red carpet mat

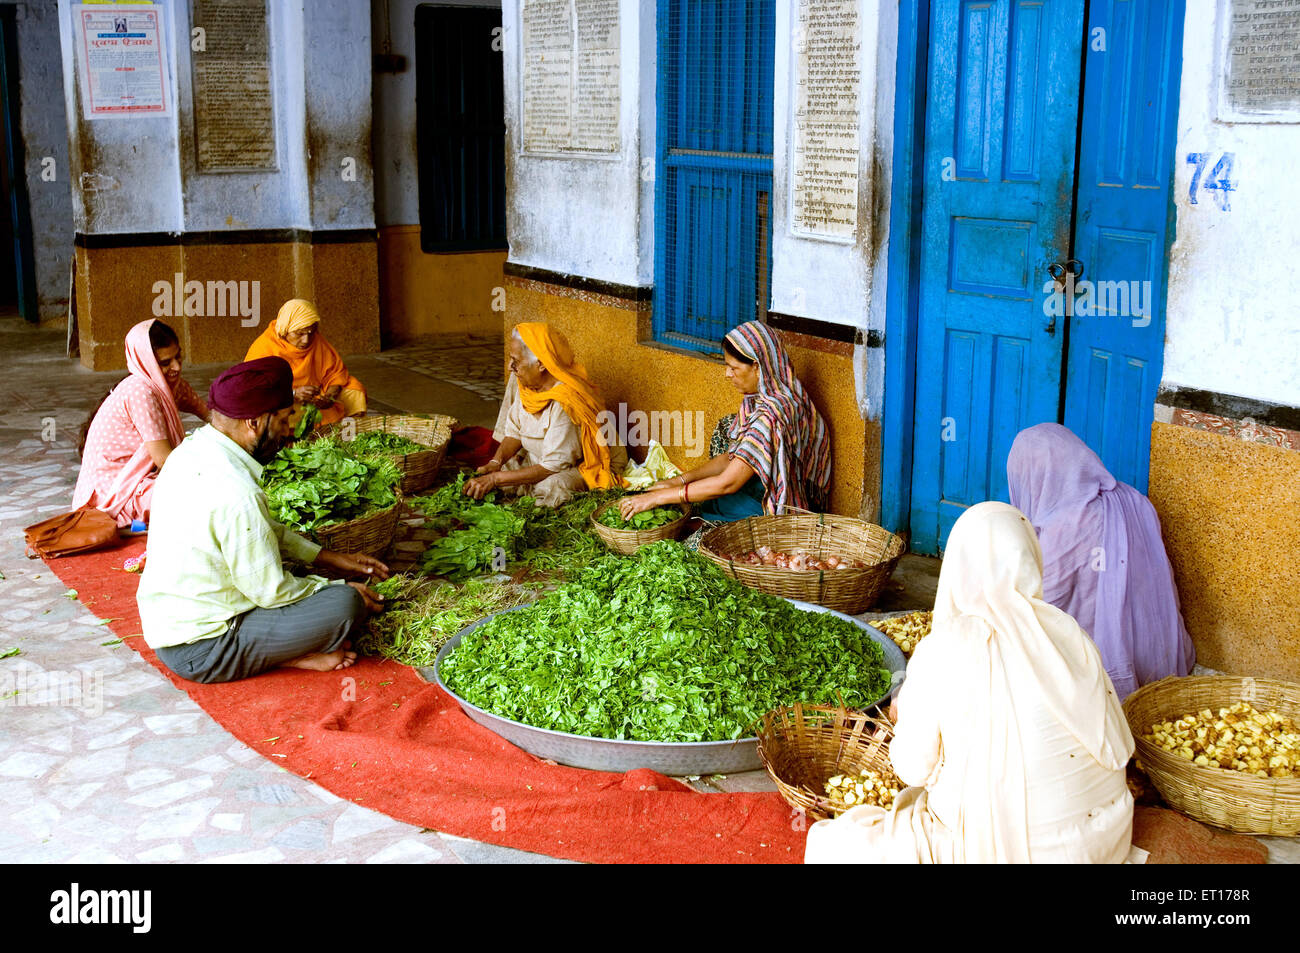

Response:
(46, 542), (806, 864)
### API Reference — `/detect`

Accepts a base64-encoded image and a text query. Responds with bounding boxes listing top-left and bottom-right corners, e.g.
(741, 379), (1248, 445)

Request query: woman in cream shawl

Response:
(805, 501), (1135, 864)
(467, 323), (625, 507)
(245, 299), (367, 428)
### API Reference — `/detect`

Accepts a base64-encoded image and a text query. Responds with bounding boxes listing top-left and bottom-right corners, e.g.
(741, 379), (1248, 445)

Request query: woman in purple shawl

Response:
(1007, 423), (1194, 699)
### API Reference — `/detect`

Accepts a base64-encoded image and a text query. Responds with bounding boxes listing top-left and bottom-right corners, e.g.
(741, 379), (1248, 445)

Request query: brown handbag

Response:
(23, 507), (120, 559)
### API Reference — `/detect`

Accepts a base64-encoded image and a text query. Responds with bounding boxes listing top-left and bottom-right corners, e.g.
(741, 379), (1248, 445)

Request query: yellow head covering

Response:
(514, 323), (618, 490)
(275, 298), (321, 337)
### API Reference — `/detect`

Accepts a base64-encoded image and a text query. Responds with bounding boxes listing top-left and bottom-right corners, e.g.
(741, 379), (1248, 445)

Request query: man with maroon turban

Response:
(137, 357), (389, 683)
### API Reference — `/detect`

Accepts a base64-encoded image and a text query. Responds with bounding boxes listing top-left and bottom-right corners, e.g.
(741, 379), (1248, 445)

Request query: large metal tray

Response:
(421, 598), (907, 776)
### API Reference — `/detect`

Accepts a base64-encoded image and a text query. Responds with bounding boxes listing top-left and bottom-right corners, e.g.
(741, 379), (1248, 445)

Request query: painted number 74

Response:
(1186, 152), (1235, 210)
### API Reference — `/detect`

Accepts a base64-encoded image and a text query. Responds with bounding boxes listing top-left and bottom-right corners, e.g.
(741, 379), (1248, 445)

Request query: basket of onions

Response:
(699, 512), (904, 614)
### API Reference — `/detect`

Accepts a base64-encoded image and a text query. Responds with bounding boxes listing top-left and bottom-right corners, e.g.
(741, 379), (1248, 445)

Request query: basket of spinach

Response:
(329, 414), (456, 495)
(261, 436), (404, 554)
(590, 499), (691, 555)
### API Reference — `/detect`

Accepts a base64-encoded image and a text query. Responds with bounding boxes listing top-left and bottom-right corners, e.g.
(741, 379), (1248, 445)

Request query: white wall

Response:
(501, 0), (650, 286)
(1164, 2), (1300, 408)
(771, 0), (896, 417)
(58, 0), (373, 235)
(770, 0), (890, 333)
(58, 0), (183, 233)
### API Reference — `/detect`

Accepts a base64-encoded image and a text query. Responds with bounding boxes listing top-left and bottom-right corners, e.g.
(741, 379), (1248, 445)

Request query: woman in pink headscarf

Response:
(1007, 423), (1195, 699)
(73, 320), (208, 527)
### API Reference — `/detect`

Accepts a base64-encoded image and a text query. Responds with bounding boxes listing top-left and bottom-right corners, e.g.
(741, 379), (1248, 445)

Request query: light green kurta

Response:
(137, 425), (336, 649)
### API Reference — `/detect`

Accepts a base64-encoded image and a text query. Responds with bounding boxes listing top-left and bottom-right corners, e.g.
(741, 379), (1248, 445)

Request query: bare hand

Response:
(464, 473), (498, 500)
(475, 459), (504, 475)
(316, 549), (391, 581)
(620, 490), (671, 521)
(294, 385), (319, 403)
(647, 478), (680, 493)
(346, 581), (385, 613)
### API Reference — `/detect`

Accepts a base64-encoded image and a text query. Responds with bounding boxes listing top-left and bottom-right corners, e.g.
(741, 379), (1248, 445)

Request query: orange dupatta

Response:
(245, 299), (356, 425)
(514, 323), (618, 489)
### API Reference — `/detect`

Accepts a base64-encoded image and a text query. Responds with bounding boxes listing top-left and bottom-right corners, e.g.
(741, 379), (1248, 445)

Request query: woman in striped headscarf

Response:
(620, 321), (832, 522)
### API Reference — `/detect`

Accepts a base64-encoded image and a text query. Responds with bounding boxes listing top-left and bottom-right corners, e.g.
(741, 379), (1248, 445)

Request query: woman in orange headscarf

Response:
(465, 323), (625, 507)
(245, 299), (367, 428)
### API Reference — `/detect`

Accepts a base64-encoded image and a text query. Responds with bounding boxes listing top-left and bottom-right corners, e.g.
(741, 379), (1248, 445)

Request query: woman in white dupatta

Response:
(805, 501), (1135, 864)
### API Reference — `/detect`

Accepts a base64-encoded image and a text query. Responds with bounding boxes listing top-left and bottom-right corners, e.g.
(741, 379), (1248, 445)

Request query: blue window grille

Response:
(654, 0), (775, 353)
(415, 4), (507, 252)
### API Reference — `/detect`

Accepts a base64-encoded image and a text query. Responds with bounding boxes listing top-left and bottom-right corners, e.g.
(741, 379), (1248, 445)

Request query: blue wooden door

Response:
(1063, 0), (1184, 493)
(909, 0), (1085, 553)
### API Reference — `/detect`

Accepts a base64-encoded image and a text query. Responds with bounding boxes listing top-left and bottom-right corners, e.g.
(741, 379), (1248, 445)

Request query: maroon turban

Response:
(208, 357), (294, 419)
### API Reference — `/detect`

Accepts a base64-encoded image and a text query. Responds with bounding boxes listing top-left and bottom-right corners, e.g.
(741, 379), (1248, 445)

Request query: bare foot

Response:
(281, 649), (358, 672)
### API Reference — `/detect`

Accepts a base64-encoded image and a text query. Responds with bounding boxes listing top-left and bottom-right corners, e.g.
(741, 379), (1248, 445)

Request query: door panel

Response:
(909, 0), (1085, 554)
(1064, 0), (1184, 492)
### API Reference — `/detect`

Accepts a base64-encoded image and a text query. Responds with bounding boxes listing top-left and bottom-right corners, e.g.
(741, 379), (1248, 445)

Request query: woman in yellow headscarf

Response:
(245, 299), (367, 428)
(465, 323), (625, 507)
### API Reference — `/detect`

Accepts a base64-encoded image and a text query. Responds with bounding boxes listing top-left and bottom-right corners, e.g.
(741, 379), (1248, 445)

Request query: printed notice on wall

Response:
(522, 0), (620, 155)
(1219, 0), (1300, 122)
(791, 0), (860, 241)
(191, 0), (277, 171)
(73, 4), (171, 120)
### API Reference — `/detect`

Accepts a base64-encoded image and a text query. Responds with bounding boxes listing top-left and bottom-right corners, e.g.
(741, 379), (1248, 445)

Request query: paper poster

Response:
(791, 0), (861, 241)
(74, 3), (171, 120)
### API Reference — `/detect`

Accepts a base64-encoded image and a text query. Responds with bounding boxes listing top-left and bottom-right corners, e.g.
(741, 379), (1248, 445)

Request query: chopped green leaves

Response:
(440, 542), (891, 743)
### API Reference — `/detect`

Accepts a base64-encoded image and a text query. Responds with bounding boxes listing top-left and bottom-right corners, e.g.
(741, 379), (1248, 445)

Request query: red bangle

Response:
(682, 482), (690, 503)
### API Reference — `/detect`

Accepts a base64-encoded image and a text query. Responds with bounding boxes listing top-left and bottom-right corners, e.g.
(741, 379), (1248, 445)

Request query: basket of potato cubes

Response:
(757, 702), (903, 822)
(1124, 675), (1300, 836)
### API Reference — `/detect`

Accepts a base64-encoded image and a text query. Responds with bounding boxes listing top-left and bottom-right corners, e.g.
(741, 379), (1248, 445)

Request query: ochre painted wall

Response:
(75, 240), (380, 370)
(504, 276), (870, 517)
(1149, 422), (1300, 682)
(379, 226), (506, 344)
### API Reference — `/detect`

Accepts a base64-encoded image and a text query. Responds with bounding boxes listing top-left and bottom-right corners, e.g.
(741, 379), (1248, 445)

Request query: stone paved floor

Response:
(0, 320), (566, 864)
(2, 317), (1295, 864)
(369, 335), (506, 404)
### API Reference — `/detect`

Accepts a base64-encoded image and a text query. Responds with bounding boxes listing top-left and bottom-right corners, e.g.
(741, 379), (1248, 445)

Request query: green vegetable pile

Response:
(595, 504), (682, 531)
(346, 430), (431, 456)
(439, 542), (892, 743)
(357, 574), (534, 667)
(261, 437), (402, 534)
(409, 476), (626, 581)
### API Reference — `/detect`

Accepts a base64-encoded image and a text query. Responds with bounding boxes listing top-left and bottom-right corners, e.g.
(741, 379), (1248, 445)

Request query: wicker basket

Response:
(757, 703), (897, 821)
(1124, 675), (1300, 836)
(590, 501), (692, 555)
(699, 513), (905, 614)
(327, 414), (456, 495)
(310, 490), (404, 565)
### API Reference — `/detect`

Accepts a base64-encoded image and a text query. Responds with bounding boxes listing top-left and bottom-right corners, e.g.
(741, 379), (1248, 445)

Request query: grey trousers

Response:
(155, 584), (367, 684)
